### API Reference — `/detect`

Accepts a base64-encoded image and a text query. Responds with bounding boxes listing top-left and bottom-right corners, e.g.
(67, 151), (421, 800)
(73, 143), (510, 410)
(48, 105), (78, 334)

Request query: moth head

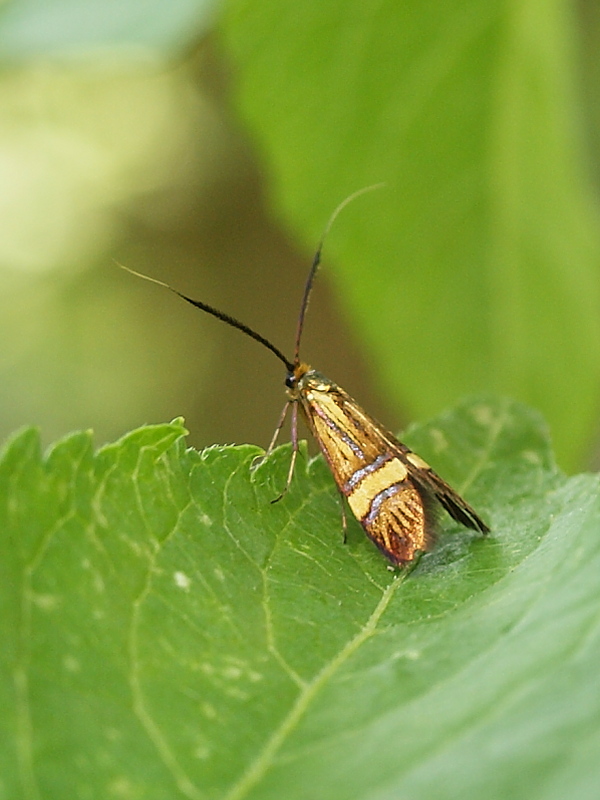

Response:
(285, 362), (313, 397)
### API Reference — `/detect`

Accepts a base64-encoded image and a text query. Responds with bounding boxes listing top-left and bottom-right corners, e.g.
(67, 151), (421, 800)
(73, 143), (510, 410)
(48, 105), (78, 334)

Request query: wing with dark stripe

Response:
(295, 369), (488, 565)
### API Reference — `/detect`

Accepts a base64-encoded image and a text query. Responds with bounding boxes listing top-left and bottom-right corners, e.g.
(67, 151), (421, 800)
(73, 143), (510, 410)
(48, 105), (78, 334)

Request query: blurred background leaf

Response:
(0, 0), (217, 58)
(221, 0), (600, 471)
(0, 0), (598, 469)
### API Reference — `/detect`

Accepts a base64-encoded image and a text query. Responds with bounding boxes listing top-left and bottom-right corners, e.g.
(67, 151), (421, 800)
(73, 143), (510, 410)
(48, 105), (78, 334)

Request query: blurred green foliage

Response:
(222, 0), (600, 471)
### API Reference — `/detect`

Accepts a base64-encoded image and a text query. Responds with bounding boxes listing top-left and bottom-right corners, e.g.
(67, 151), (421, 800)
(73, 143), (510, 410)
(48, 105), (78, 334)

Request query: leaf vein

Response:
(224, 575), (403, 800)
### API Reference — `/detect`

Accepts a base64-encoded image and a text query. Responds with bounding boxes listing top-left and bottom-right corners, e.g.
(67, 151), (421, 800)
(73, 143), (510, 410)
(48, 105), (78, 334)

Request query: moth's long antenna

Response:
(117, 263), (295, 372)
(292, 183), (384, 367)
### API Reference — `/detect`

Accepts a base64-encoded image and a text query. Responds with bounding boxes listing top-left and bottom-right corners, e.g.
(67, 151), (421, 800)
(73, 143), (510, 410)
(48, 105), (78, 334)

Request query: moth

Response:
(121, 188), (489, 565)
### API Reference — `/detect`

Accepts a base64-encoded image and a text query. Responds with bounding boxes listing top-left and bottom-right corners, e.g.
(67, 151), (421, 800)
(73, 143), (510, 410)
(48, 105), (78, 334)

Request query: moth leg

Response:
(271, 402), (298, 504)
(266, 401), (291, 457)
(252, 401), (291, 470)
(338, 491), (348, 544)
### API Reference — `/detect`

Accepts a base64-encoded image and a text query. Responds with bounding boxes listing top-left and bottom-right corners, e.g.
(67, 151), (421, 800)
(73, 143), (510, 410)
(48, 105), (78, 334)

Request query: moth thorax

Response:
(299, 370), (334, 394)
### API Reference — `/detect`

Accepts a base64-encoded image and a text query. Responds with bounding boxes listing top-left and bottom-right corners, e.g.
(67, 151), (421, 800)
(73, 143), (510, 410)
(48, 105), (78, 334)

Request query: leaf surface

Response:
(2, 399), (599, 799)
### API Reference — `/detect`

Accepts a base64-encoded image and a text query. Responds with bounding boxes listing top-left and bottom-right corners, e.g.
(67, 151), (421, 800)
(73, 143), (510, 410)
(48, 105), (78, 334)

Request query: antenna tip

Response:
(114, 260), (170, 291)
(322, 183), (385, 240)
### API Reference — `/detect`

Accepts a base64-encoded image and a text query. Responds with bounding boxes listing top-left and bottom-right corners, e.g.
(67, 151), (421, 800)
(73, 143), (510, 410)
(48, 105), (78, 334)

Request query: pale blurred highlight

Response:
(0, 58), (215, 273)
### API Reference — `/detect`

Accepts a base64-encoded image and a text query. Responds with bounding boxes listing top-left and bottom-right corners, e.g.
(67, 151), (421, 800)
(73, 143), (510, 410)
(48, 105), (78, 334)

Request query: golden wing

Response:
(297, 372), (488, 565)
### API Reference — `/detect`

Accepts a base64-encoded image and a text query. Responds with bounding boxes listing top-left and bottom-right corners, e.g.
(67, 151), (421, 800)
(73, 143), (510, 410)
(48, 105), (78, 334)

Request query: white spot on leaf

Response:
(31, 593), (60, 611)
(63, 655), (80, 673)
(174, 571), (191, 590)
(223, 666), (242, 679)
(108, 776), (138, 798)
(403, 650), (421, 660)
(194, 744), (211, 759)
(522, 450), (542, 465)
(472, 404), (493, 426)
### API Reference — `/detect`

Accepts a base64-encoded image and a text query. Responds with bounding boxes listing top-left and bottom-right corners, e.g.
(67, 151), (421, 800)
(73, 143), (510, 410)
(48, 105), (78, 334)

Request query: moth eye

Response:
(285, 373), (296, 389)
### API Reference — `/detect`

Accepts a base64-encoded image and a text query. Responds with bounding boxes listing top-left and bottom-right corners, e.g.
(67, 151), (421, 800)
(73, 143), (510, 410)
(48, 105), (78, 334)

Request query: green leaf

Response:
(2, 398), (600, 799)
(220, 0), (600, 471)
